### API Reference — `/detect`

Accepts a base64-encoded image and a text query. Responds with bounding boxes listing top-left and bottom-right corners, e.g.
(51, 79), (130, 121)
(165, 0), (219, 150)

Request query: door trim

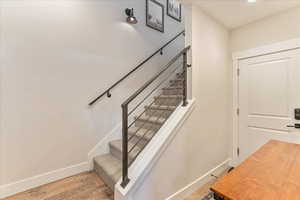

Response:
(231, 38), (300, 166)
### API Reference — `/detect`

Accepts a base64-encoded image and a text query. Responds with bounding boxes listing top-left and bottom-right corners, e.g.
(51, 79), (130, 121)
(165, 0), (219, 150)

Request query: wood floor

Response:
(3, 172), (113, 200)
(185, 168), (229, 200)
(185, 179), (215, 200)
(3, 169), (227, 200)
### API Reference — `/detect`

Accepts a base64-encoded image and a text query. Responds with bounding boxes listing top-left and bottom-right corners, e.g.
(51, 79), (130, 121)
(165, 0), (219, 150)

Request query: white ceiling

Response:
(182, 0), (300, 29)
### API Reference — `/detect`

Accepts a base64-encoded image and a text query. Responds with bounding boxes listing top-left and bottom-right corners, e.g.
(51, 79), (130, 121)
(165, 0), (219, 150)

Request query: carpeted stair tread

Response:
(163, 86), (183, 90)
(94, 154), (121, 191)
(170, 78), (184, 83)
(154, 95), (183, 106)
(94, 71), (185, 191)
(170, 81), (183, 87)
(109, 139), (144, 162)
(144, 104), (177, 117)
(162, 86), (183, 95)
(128, 127), (156, 141)
(154, 94), (183, 99)
(145, 104), (176, 111)
(135, 115), (166, 125)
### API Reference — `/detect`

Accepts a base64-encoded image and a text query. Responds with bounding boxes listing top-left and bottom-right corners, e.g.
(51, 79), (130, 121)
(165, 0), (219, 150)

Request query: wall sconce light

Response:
(125, 8), (138, 24)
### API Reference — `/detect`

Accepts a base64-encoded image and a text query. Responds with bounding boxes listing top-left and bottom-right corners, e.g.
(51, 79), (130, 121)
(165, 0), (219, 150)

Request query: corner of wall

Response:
(87, 122), (122, 169)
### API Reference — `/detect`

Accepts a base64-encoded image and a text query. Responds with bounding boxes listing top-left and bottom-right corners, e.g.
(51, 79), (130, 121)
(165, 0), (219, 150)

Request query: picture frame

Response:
(146, 0), (165, 33)
(167, 0), (182, 22)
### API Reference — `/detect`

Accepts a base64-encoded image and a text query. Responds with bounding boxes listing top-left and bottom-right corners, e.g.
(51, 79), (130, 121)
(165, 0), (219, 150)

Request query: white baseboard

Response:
(165, 158), (231, 200)
(0, 162), (89, 199)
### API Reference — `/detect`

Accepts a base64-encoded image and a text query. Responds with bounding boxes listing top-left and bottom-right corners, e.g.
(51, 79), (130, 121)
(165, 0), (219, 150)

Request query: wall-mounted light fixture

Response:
(125, 8), (138, 24)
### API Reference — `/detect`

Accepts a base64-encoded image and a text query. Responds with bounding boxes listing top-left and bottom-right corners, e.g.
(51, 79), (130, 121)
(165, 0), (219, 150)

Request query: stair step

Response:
(170, 81), (183, 87)
(135, 115), (166, 130)
(170, 83), (183, 87)
(93, 74), (185, 191)
(109, 139), (145, 163)
(145, 104), (176, 117)
(145, 104), (177, 111)
(168, 85), (183, 89)
(170, 78), (184, 83)
(128, 127), (156, 142)
(94, 154), (121, 191)
(154, 95), (182, 106)
(162, 87), (183, 95)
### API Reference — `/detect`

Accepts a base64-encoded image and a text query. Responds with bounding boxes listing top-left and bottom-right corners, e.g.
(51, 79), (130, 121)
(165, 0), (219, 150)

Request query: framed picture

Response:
(146, 0), (165, 33)
(167, 0), (182, 22)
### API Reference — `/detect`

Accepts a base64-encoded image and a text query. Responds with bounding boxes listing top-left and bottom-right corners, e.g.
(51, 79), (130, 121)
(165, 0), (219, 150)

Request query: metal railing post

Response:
(121, 103), (130, 188)
(182, 51), (188, 107)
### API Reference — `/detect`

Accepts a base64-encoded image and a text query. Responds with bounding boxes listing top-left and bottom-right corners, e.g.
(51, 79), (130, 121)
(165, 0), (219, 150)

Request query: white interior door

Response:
(238, 49), (300, 163)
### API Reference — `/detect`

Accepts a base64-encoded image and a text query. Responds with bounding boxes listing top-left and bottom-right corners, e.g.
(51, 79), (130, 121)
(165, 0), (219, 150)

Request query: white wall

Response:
(0, 1), (3, 187)
(132, 5), (231, 199)
(187, 5), (230, 179)
(231, 6), (300, 52)
(0, 0), (184, 188)
(132, 5), (300, 200)
(229, 6), (300, 165)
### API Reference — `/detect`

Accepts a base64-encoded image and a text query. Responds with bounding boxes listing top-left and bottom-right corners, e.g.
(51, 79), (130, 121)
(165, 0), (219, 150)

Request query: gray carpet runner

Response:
(94, 73), (184, 191)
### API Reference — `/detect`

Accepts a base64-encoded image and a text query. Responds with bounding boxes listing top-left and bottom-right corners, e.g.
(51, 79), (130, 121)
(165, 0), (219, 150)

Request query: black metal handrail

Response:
(88, 30), (185, 106)
(120, 45), (191, 188)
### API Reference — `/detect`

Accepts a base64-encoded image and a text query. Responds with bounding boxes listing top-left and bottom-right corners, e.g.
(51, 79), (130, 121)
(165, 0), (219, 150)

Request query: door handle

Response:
(287, 124), (300, 128)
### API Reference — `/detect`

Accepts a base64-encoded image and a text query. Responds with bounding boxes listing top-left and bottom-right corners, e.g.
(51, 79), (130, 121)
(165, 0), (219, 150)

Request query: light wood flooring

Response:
(3, 172), (113, 200)
(3, 169), (228, 200)
(185, 169), (229, 200)
(185, 179), (215, 200)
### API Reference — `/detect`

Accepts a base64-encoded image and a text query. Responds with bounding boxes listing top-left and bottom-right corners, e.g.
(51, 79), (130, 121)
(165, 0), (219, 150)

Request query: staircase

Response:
(88, 30), (190, 194)
(94, 73), (184, 191)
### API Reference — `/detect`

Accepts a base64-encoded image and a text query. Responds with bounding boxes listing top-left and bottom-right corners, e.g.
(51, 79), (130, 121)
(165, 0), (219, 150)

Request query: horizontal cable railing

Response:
(88, 30), (185, 106)
(120, 45), (191, 188)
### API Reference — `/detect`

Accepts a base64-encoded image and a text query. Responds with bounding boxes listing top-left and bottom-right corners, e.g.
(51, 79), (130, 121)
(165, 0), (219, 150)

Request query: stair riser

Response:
(170, 79), (183, 83)
(162, 89), (183, 95)
(94, 162), (116, 191)
(135, 120), (162, 130)
(170, 83), (183, 87)
(129, 134), (150, 146)
(109, 142), (142, 165)
(145, 109), (173, 118)
(154, 98), (182, 106)
(109, 144), (136, 164)
(110, 144), (123, 161)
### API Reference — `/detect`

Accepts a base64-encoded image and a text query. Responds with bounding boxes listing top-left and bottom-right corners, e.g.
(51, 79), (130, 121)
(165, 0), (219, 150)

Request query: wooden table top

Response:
(211, 140), (300, 200)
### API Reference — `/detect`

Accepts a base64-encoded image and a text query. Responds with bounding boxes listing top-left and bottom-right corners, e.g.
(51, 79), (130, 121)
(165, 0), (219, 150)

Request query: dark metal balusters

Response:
(120, 46), (190, 188)
(121, 104), (130, 188)
(182, 52), (188, 107)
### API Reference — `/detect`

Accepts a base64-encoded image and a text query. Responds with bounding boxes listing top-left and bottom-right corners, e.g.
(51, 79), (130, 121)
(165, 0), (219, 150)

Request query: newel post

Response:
(182, 51), (188, 107)
(121, 103), (130, 188)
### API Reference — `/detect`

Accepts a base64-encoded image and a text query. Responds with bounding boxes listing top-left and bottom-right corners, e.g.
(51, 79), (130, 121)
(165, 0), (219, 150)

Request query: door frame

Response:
(231, 38), (300, 166)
